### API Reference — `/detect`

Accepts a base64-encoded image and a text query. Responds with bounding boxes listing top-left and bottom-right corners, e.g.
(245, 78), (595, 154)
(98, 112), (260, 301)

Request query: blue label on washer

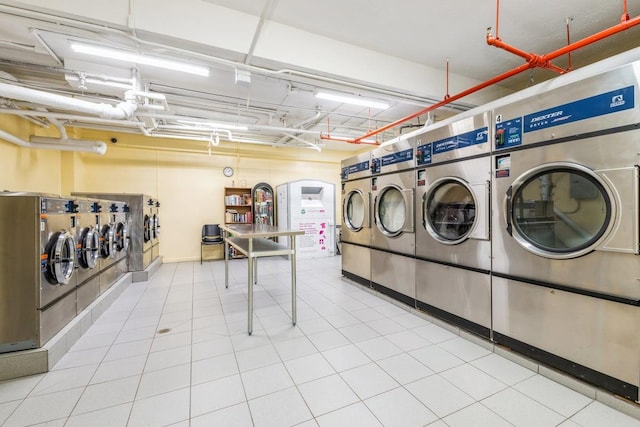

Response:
(347, 160), (369, 175)
(342, 160), (370, 178)
(380, 148), (413, 167)
(524, 86), (635, 132)
(495, 117), (522, 150)
(416, 143), (432, 165)
(432, 127), (488, 155)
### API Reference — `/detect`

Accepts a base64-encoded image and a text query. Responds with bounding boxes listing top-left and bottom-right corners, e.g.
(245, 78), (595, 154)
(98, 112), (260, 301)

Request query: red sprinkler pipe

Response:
(322, 5), (640, 145)
(325, 62), (533, 144)
(543, 13), (640, 62)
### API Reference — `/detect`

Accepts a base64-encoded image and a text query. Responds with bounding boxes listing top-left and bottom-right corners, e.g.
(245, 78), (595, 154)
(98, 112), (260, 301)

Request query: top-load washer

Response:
(0, 194), (78, 352)
(369, 138), (416, 306)
(340, 152), (372, 286)
(490, 52), (640, 400)
(414, 112), (492, 337)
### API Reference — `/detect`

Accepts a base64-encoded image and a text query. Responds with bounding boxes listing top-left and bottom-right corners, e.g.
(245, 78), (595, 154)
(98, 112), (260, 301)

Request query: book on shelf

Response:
(225, 209), (252, 223)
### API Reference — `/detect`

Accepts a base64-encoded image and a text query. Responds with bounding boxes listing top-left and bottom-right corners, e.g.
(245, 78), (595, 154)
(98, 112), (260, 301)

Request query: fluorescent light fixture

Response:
(65, 74), (132, 90)
(315, 91), (390, 109)
(176, 119), (248, 131)
(70, 43), (210, 77)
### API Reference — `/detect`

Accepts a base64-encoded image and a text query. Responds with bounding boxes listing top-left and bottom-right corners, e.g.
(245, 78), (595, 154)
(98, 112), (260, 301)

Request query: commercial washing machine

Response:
(340, 152), (372, 287)
(74, 197), (101, 312)
(414, 112), (492, 337)
(0, 194), (77, 352)
(72, 193), (154, 272)
(112, 201), (129, 280)
(98, 199), (117, 293)
(491, 52), (640, 400)
(151, 199), (160, 261)
(370, 138), (416, 306)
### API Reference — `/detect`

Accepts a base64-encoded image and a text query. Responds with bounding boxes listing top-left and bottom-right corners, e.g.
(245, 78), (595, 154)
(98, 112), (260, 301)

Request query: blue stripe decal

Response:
(348, 161), (369, 174)
(380, 148), (414, 166)
(432, 127), (488, 155)
(524, 86), (635, 133)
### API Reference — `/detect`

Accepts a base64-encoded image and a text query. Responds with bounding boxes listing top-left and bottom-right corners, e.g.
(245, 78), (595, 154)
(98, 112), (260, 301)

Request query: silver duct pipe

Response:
(0, 129), (106, 154)
(0, 82), (137, 119)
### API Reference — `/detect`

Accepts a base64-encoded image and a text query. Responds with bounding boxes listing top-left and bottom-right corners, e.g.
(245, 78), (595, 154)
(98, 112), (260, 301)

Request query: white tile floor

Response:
(1, 256), (640, 427)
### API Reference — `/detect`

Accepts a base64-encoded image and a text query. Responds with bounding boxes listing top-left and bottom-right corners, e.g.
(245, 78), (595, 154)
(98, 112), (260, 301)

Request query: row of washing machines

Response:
(0, 192), (160, 354)
(341, 47), (640, 402)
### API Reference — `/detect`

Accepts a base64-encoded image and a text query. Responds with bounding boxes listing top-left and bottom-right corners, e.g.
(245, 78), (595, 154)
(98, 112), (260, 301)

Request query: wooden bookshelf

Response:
(224, 187), (253, 224)
(224, 187), (252, 259)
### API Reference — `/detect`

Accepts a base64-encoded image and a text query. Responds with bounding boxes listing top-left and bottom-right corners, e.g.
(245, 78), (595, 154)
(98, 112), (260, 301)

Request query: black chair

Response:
(201, 224), (224, 264)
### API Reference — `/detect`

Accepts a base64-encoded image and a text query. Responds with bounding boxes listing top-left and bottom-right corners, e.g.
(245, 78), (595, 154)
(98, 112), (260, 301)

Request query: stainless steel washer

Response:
(151, 199), (160, 261)
(340, 152), (372, 287)
(75, 198), (101, 313)
(414, 113), (492, 337)
(98, 199), (117, 293)
(369, 138), (416, 306)
(0, 194), (77, 352)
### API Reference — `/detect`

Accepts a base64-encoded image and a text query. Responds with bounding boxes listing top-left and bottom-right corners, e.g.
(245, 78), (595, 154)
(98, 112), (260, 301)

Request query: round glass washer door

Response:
(509, 162), (613, 259)
(44, 230), (76, 285)
(343, 190), (366, 232)
(143, 215), (151, 243)
(375, 185), (406, 237)
(101, 224), (115, 259)
(79, 226), (100, 269)
(115, 222), (129, 252)
(424, 177), (476, 245)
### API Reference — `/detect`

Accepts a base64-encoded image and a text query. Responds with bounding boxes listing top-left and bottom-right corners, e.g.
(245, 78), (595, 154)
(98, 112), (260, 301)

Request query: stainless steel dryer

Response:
(98, 199), (117, 293)
(370, 138), (416, 306)
(0, 194), (77, 352)
(75, 198), (101, 312)
(414, 113), (492, 337)
(340, 152), (372, 287)
(491, 57), (640, 400)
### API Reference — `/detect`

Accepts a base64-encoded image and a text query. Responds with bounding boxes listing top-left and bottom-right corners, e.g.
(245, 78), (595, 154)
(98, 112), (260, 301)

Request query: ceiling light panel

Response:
(315, 91), (390, 109)
(70, 43), (210, 77)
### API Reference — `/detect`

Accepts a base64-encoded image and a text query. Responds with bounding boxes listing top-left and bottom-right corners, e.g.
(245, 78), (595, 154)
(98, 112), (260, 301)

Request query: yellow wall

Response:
(1, 118), (350, 262)
(0, 116), (64, 194)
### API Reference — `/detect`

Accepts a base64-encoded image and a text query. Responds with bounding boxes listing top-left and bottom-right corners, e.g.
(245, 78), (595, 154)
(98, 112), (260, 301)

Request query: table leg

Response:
(248, 238), (254, 335)
(224, 230), (229, 289)
(291, 235), (297, 326)
(254, 257), (258, 285)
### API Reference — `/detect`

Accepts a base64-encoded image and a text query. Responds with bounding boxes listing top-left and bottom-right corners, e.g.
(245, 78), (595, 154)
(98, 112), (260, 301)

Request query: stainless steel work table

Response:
(219, 224), (305, 335)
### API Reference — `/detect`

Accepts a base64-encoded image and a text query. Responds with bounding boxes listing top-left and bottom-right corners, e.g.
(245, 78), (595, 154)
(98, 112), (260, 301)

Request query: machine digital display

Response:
(495, 117), (522, 150)
(416, 143), (432, 165)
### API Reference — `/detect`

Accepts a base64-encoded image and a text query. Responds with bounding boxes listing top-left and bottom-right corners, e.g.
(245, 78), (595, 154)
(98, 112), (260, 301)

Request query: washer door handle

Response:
(505, 185), (513, 236)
